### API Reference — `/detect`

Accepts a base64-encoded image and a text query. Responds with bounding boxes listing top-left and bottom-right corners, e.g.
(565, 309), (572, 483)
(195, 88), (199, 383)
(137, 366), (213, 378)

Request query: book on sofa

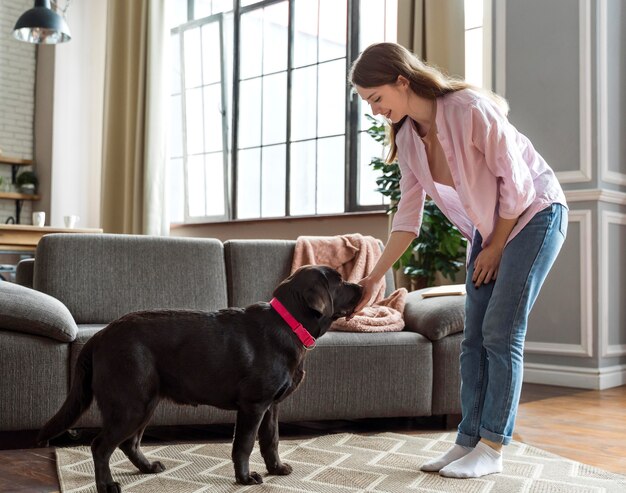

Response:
(420, 284), (466, 298)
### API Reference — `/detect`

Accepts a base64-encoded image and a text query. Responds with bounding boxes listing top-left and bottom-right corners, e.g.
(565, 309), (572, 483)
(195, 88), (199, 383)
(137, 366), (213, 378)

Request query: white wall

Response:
(49, 0), (107, 228)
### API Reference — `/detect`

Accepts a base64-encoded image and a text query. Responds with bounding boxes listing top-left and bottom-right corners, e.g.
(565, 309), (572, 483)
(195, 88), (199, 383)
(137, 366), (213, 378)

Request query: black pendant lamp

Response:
(13, 0), (71, 44)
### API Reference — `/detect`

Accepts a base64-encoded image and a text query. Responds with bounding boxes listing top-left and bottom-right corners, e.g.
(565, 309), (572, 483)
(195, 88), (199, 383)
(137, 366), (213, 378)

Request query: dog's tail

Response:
(36, 338), (95, 447)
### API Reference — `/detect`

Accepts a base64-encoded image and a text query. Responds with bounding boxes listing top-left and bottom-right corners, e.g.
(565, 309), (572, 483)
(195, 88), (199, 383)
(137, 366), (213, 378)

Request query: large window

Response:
(464, 0), (492, 89)
(169, 0), (397, 224)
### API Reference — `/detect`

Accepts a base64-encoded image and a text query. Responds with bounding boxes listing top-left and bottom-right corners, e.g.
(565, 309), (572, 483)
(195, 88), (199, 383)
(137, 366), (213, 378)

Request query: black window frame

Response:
(171, 0), (389, 225)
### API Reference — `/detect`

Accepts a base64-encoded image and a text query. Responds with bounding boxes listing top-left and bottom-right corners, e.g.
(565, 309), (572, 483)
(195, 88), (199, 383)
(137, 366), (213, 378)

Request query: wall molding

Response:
(565, 188), (626, 205)
(558, 0), (593, 184)
(524, 362), (626, 390)
(548, 0), (593, 183)
(600, 211), (626, 358)
(598, 0), (626, 187)
(524, 210), (593, 357)
(493, 0), (592, 184)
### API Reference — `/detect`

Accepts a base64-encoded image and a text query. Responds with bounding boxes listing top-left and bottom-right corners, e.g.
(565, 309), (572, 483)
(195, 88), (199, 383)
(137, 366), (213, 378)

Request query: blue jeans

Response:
(456, 204), (567, 447)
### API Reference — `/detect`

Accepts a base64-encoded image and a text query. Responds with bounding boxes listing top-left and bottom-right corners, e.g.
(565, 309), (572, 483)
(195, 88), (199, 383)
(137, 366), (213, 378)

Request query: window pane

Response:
(212, 0), (233, 14)
(262, 72), (287, 145)
(358, 130), (385, 206)
(204, 84), (224, 152)
(169, 158), (184, 222)
(171, 34), (181, 94)
(359, 0), (385, 51)
(465, 27), (483, 87)
(188, 154), (206, 217)
(205, 152), (225, 215)
(185, 87), (204, 155)
(318, 0), (346, 62)
(237, 148), (261, 219)
(195, 0), (211, 19)
(316, 136), (345, 214)
(171, 0), (188, 28)
(290, 140), (316, 215)
(464, 0), (483, 30)
(317, 59), (346, 137)
(202, 22), (221, 84)
(263, 2), (288, 74)
(241, 0), (262, 7)
(238, 77), (262, 148)
(240, 10), (263, 79)
(290, 66), (317, 141)
(171, 95), (183, 158)
(184, 28), (202, 88)
(293, 0), (318, 68)
(261, 144), (286, 217)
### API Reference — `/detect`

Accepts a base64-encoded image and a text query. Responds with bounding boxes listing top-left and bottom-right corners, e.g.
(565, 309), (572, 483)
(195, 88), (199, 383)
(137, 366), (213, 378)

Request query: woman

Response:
(349, 42), (567, 478)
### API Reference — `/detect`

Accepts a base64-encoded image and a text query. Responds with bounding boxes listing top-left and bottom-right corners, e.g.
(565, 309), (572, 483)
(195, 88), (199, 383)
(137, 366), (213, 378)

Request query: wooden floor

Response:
(514, 383), (626, 474)
(0, 383), (624, 492)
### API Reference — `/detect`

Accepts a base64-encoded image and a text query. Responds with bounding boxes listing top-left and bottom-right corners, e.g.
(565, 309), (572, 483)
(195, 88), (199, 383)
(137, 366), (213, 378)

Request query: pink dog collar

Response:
(270, 297), (316, 349)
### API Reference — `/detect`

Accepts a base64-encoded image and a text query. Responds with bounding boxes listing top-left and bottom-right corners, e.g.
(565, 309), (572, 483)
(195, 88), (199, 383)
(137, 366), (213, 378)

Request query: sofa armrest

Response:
(0, 280), (78, 342)
(16, 258), (34, 288)
(403, 288), (465, 341)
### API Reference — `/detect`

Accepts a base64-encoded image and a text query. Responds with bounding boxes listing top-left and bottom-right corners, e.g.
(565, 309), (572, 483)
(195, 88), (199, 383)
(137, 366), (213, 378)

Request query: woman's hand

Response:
(472, 215), (517, 287)
(347, 276), (382, 319)
(472, 244), (504, 287)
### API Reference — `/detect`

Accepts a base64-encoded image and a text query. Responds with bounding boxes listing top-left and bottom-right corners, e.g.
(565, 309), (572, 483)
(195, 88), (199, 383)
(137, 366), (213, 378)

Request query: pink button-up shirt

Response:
(391, 89), (567, 248)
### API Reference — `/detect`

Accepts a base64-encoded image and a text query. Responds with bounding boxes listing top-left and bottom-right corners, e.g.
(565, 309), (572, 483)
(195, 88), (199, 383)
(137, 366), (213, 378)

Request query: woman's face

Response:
(354, 77), (409, 123)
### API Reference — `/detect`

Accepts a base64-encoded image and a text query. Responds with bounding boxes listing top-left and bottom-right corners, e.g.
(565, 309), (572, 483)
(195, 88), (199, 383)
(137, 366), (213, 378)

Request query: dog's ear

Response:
(304, 284), (334, 318)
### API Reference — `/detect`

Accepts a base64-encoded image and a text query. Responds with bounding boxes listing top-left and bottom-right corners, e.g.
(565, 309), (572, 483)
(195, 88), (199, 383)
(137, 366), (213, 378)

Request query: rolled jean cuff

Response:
(480, 426), (512, 446)
(455, 431), (480, 448)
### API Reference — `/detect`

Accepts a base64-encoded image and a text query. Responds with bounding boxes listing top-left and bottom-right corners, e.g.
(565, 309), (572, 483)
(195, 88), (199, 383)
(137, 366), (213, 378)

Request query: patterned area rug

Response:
(56, 431), (626, 492)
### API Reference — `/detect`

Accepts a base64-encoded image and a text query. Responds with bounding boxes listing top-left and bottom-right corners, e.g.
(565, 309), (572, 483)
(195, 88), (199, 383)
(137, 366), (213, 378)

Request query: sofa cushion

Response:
(280, 331), (433, 420)
(225, 239), (295, 307)
(432, 332), (463, 415)
(403, 288), (465, 341)
(0, 330), (71, 431)
(224, 239), (395, 307)
(0, 280), (78, 342)
(15, 258), (34, 288)
(33, 234), (228, 324)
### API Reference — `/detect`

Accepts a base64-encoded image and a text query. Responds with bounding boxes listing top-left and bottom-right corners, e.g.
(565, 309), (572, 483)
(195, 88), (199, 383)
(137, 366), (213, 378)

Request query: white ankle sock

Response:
(420, 444), (472, 472)
(439, 441), (503, 478)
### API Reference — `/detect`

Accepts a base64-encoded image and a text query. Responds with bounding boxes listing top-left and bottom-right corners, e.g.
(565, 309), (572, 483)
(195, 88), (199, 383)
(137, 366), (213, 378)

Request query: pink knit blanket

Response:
(291, 234), (407, 332)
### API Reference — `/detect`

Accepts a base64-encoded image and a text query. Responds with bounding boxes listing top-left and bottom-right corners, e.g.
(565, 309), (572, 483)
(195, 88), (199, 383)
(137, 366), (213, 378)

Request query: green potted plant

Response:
(16, 170), (38, 194)
(365, 114), (466, 289)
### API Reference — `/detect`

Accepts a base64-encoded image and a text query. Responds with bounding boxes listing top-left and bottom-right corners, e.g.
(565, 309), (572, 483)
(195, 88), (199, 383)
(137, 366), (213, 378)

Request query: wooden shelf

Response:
(0, 192), (40, 201)
(0, 156), (36, 224)
(0, 156), (33, 166)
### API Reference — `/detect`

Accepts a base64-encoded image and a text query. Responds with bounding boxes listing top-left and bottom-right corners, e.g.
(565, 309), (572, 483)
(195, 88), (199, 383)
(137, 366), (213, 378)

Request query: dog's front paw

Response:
(236, 471), (263, 485)
(98, 481), (121, 493)
(149, 461), (166, 473)
(268, 463), (292, 476)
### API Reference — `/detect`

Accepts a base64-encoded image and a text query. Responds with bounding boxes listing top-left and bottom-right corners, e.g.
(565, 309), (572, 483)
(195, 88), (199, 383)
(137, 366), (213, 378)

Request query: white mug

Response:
(32, 211), (46, 227)
(63, 215), (80, 228)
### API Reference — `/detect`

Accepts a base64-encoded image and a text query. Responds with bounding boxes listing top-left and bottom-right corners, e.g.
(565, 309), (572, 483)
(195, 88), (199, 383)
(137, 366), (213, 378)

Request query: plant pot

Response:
(410, 276), (429, 291)
(19, 184), (36, 194)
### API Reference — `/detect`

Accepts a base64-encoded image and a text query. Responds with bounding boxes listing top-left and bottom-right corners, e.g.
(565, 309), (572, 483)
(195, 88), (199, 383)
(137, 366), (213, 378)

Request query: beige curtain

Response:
(100, 0), (169, 235)
(397, 0), (465, 78)
(392, 0), (465, 289)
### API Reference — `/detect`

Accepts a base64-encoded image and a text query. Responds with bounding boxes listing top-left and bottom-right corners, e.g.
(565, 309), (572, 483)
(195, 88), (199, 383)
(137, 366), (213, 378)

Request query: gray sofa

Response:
(0, 233), (465, 434)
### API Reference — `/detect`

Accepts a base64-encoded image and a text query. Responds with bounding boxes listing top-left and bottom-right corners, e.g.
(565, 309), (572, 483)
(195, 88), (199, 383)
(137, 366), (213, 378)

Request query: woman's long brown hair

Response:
(349, 42), (508, 163)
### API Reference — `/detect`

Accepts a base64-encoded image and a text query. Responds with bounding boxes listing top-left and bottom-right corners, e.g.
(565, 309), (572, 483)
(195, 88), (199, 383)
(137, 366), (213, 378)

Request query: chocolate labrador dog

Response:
(37, 265), (362, 492)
